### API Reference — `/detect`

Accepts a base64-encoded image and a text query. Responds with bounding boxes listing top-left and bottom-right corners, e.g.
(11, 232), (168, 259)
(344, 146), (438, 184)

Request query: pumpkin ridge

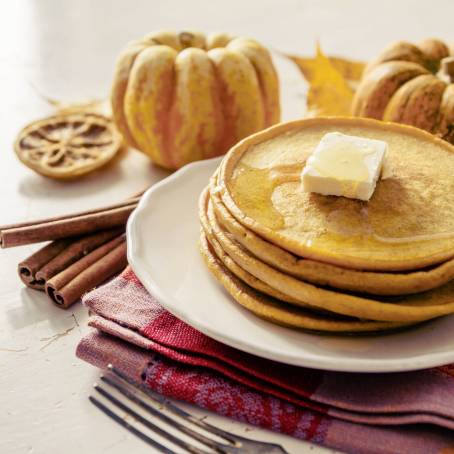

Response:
(227, 38), (276, 127)
(111, 43), (147, 149)
(208, 48), (238, 153)
(383, 75), (426, 125)
(205, 60), (225, 159)
(159, 59), (177, 169)
(124, 46), (177, 167)
(208, 48), (265, 149)
(403, 76), (445, 131)
(226, 51), (264, 142)
(171, 48), (223, 167)
(168, 49), (198, 166)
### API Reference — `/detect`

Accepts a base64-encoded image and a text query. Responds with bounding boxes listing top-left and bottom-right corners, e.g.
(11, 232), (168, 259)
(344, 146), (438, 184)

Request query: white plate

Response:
(127, 157), (454, 373)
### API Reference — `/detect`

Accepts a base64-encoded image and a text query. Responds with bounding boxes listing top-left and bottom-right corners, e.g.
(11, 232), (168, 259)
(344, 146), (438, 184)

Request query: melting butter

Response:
(302, 132), (388, 201)
(310, 141), (372, 181)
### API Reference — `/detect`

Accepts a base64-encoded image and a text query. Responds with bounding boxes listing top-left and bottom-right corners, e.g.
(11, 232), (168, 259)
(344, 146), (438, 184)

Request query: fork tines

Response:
(89, 364), (288, 454)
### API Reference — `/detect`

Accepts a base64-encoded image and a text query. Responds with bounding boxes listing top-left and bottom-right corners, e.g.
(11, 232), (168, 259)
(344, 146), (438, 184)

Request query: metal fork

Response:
(89, 364), (288, 454)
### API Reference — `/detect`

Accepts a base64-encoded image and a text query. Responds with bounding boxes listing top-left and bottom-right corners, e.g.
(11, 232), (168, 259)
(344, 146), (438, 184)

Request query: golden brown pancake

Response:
(202, 187), (454, 323)
(199, 232), (411, 333)
(209, 176), (454, 296)
(219, 118), (454, 271)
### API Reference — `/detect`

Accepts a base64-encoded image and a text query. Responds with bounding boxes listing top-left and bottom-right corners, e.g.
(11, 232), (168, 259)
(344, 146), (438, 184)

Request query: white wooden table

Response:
(1, 1), (452, 453)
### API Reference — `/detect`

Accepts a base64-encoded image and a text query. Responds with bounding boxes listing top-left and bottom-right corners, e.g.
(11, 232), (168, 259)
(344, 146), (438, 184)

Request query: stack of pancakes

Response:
(199, 118), (454, 334)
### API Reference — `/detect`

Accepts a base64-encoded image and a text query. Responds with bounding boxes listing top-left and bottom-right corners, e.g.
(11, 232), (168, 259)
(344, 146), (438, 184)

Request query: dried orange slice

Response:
(14, 113), (122, 179)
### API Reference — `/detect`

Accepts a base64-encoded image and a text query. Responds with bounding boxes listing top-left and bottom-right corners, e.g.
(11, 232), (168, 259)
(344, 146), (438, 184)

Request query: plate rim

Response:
(127, 157), (454, 373)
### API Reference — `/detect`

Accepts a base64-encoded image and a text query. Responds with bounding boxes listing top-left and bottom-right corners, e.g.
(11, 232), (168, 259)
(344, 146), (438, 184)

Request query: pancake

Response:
(204, 188), (454, 323)
(218, 117), (454, 271)
(210, 175), (454, 296)
(199, 232), (411, 333)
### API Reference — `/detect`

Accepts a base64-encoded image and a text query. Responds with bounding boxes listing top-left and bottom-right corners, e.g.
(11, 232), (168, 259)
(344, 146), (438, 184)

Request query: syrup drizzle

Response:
(230, 162), (454, 247)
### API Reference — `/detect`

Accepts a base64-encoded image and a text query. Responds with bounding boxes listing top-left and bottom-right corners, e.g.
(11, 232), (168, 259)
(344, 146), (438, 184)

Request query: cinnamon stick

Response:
(0, 190), (144, 233)
(18, 228), (123, 289)
(46, 238), (127, 308)
(1, 204), (135, 248)
(18, 238), (73, 290)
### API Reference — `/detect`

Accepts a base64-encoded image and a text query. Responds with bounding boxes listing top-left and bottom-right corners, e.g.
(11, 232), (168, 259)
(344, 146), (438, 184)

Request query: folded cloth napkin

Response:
(76, 267), (454, 454)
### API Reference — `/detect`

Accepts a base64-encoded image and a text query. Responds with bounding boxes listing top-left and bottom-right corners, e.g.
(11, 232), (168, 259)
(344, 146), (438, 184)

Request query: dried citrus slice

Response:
(14, 113), (122, 179)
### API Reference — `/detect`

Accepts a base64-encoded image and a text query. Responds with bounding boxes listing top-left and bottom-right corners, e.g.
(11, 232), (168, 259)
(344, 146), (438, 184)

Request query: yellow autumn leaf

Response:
(308, 44), (355, 116)
(287, 52), (365, 84)
(286, 44), (366, 116)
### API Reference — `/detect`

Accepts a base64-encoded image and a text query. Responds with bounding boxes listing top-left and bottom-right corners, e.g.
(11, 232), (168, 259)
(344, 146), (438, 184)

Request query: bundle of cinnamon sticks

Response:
(1, 192), (143, 309)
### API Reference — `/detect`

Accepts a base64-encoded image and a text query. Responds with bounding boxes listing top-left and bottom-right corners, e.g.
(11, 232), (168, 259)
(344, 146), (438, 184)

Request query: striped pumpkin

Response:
(352, 39), (454, 143)
(111, 31), (280, 170)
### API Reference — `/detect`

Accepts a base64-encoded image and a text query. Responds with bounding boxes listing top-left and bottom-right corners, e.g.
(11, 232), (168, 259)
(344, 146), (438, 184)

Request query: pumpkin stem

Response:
(179, 32), (194, 49)
(440, 57), (454, 82)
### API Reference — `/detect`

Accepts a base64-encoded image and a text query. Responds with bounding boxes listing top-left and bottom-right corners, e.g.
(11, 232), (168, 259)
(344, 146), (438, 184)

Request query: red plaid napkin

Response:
(76, 267), (454, 454)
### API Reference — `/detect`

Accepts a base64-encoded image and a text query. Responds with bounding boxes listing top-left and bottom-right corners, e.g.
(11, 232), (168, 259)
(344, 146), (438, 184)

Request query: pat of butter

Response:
(302, 132), (388, 201)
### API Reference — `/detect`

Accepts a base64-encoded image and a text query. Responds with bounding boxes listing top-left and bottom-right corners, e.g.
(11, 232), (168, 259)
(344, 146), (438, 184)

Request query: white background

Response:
(0, 1), (453, 453)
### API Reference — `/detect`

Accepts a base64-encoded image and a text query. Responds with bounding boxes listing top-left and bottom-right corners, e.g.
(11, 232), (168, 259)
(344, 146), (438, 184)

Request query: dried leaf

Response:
(287, 52), (365, 84)
(286, 44), (366, 116)
(308, 44), (355, 116)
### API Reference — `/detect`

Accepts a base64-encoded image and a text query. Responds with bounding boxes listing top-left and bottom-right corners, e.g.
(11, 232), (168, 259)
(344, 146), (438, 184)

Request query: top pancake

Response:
(219, 118), (454, 271)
